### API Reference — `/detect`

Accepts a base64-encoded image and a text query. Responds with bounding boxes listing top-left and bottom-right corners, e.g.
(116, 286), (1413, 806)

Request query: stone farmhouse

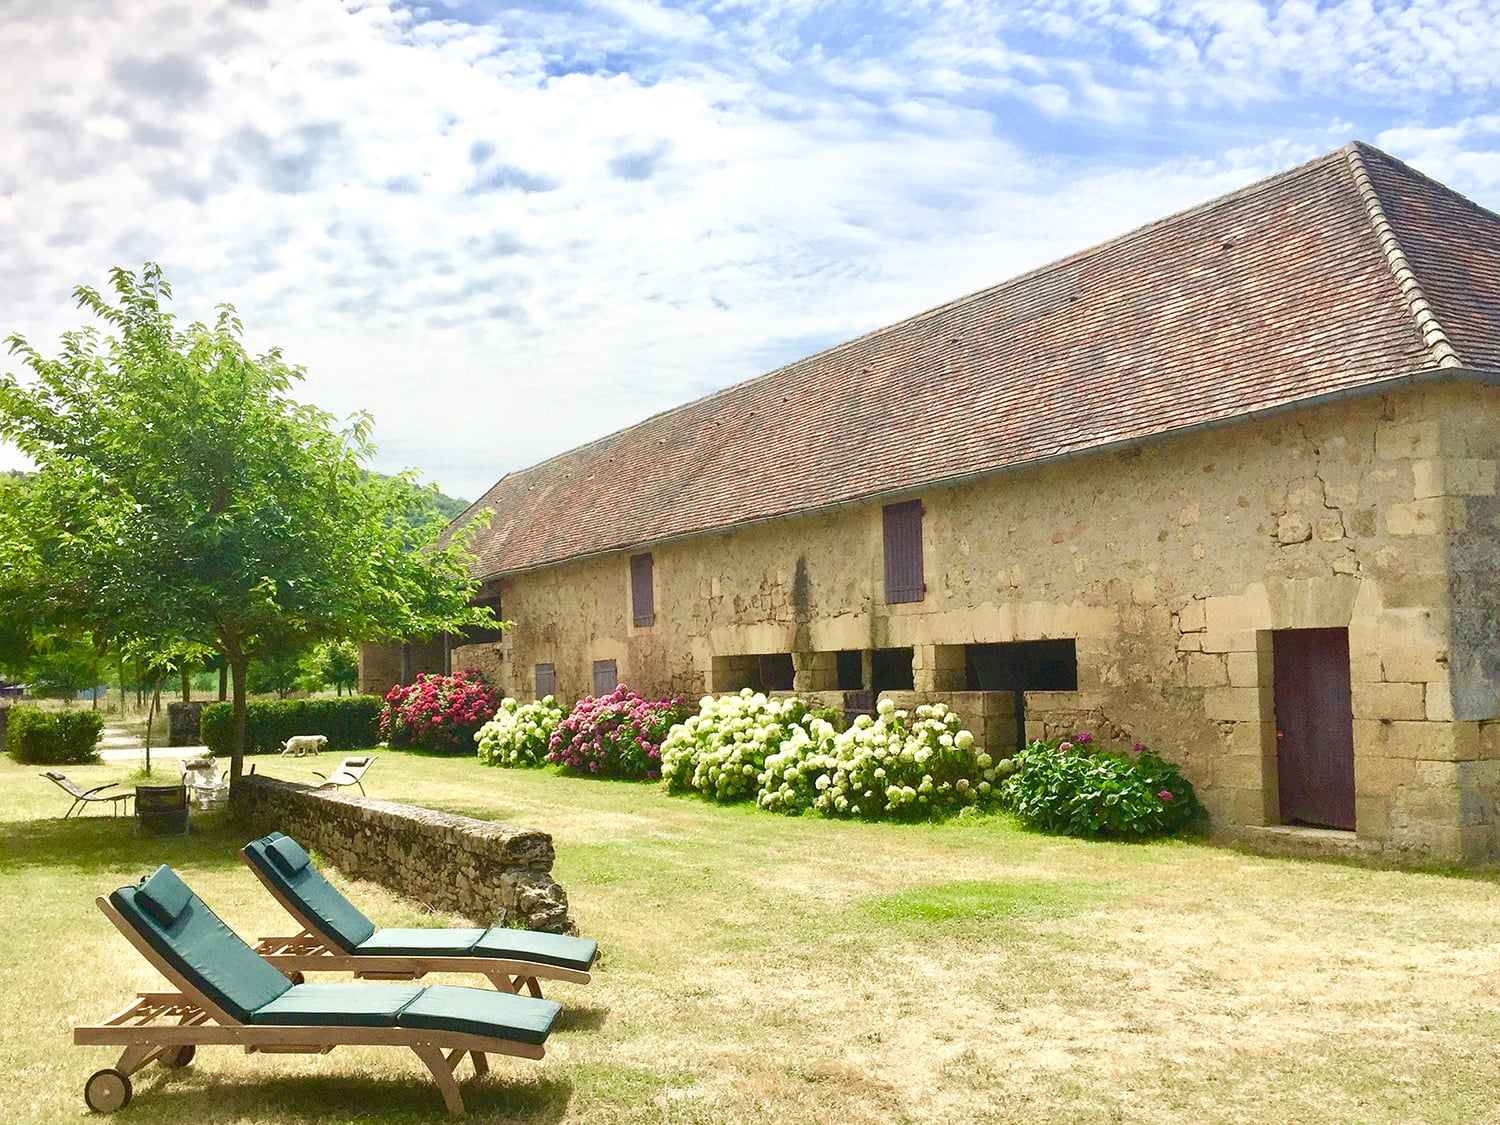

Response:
(363, 142), (1500, 862)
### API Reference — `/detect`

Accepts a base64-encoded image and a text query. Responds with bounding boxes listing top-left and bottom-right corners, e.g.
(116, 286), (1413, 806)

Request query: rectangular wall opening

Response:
(871, 647), (914, 693)
(965, 639), (1079, 750)
(836, 650), (864, 691)
(712, 653), (795, 692)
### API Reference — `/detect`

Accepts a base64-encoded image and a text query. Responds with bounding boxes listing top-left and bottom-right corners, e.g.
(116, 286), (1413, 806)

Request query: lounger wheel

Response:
(160, 1044), (196, 1067)
(84, 1068), (132, 1113)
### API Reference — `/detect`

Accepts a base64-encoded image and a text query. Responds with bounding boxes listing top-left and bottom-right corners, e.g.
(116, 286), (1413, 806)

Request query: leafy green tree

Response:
(251, 641), (312, 700)
(26, 644), (100, 701)
(309, 639), (359, 696)
(0, 264), (494, 788)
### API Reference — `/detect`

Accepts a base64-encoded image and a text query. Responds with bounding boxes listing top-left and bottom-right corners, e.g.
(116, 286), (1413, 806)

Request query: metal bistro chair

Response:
(134, 784), (190, 836)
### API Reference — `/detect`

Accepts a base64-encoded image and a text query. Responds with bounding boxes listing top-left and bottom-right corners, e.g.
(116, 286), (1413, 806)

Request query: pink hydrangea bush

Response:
(547, 684), (691, 780)
(379, 669), (500, 755)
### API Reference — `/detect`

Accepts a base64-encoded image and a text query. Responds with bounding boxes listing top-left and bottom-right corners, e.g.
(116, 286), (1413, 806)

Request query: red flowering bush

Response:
(379, 669), (501, 755)
(547, 684), (691, 780)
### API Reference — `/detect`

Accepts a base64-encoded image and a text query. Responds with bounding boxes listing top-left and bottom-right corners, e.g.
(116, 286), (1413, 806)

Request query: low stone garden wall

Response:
(238, 775), (577, 933)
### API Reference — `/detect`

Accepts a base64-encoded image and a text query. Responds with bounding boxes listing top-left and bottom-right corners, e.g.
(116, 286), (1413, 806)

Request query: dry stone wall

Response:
(238, 775), (576, 933)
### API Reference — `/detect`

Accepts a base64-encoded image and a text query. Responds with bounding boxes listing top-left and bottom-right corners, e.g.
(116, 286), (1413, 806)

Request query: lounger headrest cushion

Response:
(266, 834), (312, 876)
(137, 865), (194, 927)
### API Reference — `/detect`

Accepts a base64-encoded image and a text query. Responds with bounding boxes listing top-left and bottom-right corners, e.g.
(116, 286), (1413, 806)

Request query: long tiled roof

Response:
(455, 142), (1500, 580)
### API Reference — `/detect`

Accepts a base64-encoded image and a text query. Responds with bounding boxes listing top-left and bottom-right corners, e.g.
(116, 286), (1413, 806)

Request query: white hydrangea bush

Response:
(758, 698), (999, 820)
(756, 718), (839, 813)
(660, 688), (830, 802)
(475, 695), (565, 767)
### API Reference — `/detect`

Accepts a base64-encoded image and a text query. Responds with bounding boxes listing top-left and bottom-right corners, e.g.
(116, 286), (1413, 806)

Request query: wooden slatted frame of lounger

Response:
(75, 895), (545, 1117)
(240, 845), (593, 997)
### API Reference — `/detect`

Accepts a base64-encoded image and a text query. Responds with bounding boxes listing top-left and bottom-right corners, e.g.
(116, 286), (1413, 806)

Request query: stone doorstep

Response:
(1225, 824), (1377, 862)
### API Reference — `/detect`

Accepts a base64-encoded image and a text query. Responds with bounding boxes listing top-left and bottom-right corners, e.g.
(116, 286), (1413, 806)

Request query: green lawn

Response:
(5, 749), (1500, 1124)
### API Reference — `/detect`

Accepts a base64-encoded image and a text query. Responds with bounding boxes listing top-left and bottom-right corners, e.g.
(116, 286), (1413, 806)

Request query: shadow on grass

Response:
(0, 809), (250, 875)
(553, 1003), (610, 1033)
(128, 1062), (573, 1122)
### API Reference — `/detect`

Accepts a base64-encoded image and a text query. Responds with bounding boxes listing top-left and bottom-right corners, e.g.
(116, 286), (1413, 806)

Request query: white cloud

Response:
(2, 0), (1498, 499)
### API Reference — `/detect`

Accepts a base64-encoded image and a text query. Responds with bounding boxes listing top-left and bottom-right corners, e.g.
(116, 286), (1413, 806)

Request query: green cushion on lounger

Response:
(355, 928), (486, 956)
(473, 927), (598, 973)
(135, 864), (193, 926)
(265, 833), (312, 875)
(396, 984), (560, 1046)
(249, 982), (423, 1027)
(243, 833), (377, 951)
(110, 866), (293, 1023)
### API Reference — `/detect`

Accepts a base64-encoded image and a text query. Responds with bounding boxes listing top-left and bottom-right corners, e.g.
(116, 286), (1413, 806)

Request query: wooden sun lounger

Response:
(74, 866), (561, 1117)
(241, 833), (597, 998)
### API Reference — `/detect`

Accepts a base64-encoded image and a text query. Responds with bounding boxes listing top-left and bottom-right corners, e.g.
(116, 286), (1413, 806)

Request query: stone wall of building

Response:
(358, 636), (450, 697)
(238, 775), (576, 933)
(1442, 382), (1500, 723)
(446, 381), (1498, 861)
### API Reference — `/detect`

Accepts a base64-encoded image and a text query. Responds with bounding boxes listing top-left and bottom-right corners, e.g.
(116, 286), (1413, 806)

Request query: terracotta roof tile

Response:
(455, 143), (1500, 580)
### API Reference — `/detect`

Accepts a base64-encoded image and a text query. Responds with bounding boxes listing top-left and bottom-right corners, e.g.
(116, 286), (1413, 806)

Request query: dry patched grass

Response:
(4, 749), (1500, 1124)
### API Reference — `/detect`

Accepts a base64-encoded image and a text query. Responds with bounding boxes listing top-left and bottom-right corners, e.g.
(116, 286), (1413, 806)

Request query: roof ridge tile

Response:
(1343, 141), (1463, 369)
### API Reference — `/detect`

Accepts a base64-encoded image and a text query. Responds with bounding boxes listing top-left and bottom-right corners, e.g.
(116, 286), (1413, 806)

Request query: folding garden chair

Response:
(40, 771), (132, 818)
(241, 833), (596, 997)
(312, 754), (374, 795)
(179, 757), (230, 811)
(74, 865), (561, 1116)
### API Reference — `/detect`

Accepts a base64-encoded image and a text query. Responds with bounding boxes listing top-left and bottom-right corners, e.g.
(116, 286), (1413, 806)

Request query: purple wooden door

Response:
(1273, 628), (1356, 830)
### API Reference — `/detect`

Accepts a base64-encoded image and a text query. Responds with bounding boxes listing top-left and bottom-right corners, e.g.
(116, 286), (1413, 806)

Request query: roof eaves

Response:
(1344, 141), (1464, 369)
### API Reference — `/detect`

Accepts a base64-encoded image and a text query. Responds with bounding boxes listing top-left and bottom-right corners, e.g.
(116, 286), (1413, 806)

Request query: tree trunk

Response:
(181, 667), (191, 703)
(228, 651), (250, 795)
(144, 674), (161, 775)
(219, 665), (227, 701)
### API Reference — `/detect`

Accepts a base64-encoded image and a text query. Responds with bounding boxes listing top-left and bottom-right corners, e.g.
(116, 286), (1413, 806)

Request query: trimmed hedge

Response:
(200, 696), (382, 755)
(6, 706), (104, 765)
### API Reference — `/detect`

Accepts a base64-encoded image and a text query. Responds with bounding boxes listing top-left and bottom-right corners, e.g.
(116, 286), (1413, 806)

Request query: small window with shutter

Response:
(630, 553), (655, 627)
(534, 663), (555, 699)
(592, 659), (618, 696)
(883, 500), (925, 604)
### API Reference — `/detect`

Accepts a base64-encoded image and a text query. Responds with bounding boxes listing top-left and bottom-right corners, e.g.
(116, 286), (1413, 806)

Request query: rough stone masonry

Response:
(239, 775), (576, 933)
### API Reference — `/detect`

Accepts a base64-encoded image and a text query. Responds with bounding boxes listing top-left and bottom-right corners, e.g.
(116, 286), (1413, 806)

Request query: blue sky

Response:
(3, 0), (1499, 499)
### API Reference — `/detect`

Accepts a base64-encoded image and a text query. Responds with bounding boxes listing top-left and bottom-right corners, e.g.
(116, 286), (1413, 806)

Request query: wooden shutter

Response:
(534, 663), (555, 698)
(593, 659), (618, 696)
(631, 553), (655, 627)
(883, 500), (925, 604)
